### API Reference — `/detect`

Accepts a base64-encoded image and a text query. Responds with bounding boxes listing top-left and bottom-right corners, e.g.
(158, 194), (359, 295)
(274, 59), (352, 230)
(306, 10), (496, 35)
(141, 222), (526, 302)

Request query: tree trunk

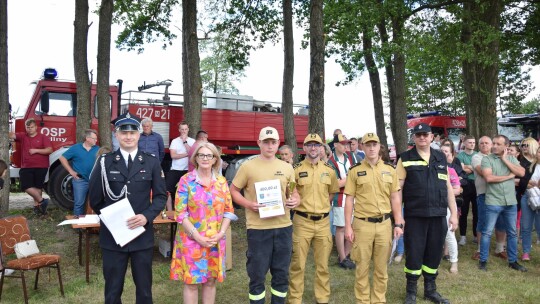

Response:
(0, 0), (10, 215)
(74, 0), (91, 142)
(282, 0), (297, 161)
(376, 0), (396, 147)
(391, 16), (409, 154)
(362, 26), (387, 148)
(461, 0), (501, 139)
(182, 0), (202, 138)
(308, 0), (325, 136)
(96, 0), (113, 149)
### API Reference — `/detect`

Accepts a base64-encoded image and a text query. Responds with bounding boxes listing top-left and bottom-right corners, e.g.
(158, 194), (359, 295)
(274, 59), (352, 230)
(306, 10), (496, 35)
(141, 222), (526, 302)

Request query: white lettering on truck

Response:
(41, 127), (67, 142)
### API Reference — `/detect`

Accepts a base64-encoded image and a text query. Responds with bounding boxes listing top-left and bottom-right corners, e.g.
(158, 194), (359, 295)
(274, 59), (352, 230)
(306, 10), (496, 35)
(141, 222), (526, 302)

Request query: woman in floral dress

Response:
(170, 142), (236, 304)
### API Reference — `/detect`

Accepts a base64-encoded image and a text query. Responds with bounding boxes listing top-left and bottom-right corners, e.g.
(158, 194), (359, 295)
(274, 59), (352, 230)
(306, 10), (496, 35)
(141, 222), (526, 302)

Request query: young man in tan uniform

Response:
(231, 126), (299, 304)
(287, 134), (339, 304)
(344, 132), (403, 304)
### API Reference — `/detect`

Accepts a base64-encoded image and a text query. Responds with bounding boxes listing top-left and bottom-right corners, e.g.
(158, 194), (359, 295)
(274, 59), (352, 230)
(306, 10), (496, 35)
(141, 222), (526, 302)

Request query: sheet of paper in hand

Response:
(255, 179), (285, 218)
(99, 198), (145, 247)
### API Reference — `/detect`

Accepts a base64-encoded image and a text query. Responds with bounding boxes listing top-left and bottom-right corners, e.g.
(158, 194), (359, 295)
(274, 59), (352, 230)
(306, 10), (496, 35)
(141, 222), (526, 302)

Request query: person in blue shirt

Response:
(138, 118), (165, 162)
(59, 129), (100, 216)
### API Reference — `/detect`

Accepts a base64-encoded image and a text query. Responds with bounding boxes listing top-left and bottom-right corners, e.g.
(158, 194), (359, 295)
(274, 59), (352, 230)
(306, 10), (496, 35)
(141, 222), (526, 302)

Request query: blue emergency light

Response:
(406, 111), (441, 119)
(42, 68), (58, 80)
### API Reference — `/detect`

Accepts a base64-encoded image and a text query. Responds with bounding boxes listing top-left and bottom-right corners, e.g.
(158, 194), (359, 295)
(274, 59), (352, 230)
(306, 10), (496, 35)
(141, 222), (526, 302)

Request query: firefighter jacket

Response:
(400, 147), (448, 217)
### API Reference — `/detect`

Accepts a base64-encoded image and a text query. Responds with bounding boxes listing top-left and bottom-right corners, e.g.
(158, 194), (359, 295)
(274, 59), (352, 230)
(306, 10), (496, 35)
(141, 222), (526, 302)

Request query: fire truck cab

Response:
(407, 111), (466, 147)
(10, 70), (309, 210)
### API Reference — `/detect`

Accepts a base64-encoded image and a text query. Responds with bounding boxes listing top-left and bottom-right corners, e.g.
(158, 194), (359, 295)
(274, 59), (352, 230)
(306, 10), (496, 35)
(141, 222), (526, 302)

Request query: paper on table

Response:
(98, 198), (145, 247)
(58, 214), (100, 226)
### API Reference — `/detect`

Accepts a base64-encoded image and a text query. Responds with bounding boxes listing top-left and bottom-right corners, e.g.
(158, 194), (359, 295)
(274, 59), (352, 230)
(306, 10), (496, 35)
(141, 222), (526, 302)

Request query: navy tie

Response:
(128, 154), (133, 170)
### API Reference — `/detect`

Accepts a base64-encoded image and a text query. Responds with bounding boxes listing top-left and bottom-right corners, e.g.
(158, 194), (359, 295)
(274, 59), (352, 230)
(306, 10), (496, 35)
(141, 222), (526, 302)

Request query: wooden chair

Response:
(0, 215), (64, 303)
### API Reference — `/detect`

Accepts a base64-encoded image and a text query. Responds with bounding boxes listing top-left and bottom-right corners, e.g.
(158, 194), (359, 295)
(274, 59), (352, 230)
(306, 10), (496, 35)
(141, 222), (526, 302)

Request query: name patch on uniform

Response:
(382, 171), (391, 175)
(109, 171), (121, 174)
(357, 171), (367, 176)
(438, 173), (448, 180)
(299, 172), (308, 178)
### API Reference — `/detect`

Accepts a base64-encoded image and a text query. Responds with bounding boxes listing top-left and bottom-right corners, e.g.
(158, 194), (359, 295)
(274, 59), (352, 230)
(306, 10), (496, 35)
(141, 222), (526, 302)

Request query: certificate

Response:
(98, 198), (145, 247)
(255, 179), (285, 218)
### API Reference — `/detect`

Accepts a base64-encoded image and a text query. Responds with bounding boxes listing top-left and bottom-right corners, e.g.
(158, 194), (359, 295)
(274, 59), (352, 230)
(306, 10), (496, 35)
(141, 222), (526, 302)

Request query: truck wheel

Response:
(48, 166), (74, 210)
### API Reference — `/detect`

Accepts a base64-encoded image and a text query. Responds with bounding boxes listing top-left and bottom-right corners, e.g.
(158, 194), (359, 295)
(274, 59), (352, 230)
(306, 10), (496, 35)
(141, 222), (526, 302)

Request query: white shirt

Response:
(169, 137), (195, 171)
(530, 164), (540, 182)
(335, 154), (348, 206)
(119, 149), (138, 168)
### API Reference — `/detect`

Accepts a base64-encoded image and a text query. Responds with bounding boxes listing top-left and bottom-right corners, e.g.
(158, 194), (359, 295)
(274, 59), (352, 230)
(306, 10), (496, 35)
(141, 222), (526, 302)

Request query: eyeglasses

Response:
(305, 143), (322, 148)
(414, 133), (430, 138)
(521, 144), (529, 148)
(196, 153), (215, 160)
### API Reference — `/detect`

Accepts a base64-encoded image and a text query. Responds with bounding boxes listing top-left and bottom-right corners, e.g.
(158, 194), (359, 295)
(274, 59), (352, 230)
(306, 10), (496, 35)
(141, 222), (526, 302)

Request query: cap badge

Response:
(266, 130), (273, 134)
(126, 113), (131, 118)
(419, 125), (423, 129)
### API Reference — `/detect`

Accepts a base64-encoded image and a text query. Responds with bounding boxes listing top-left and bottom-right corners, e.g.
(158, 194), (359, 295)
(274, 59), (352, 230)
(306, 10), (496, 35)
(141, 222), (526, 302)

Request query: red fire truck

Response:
(9, 70), (309, 210)
(407, 111), (466, 147)
(407, 111), (533, 146)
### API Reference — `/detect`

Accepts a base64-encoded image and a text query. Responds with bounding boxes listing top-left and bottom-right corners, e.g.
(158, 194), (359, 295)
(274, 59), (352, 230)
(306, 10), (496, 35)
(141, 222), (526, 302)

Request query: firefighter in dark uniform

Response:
(344, 132), (403, 303)
(287, 133), (339, 304)
(89, 112), (167, 304)
(396, 123), (458, 304)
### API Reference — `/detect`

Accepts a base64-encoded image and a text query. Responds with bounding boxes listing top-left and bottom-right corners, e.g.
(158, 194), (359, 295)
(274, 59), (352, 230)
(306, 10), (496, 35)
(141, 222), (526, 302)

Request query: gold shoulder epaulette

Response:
(324, 162), (333, 169)
(293, 162), (302, 169)
(349, 162), (362, 170)
(384, 161), (396, 169)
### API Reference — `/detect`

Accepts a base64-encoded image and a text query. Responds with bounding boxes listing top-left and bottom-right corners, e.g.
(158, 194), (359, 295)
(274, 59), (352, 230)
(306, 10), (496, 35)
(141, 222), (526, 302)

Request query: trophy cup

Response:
(286, 181), (297, 199)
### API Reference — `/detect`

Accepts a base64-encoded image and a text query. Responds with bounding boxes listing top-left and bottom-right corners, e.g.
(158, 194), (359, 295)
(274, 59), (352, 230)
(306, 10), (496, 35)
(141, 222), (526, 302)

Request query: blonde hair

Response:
(520, 137), (539, 172)
(190, 142), (222, 173)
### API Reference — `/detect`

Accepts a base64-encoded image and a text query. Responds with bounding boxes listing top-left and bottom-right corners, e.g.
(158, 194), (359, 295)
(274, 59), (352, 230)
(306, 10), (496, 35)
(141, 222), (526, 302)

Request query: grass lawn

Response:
(1, 207), (540, 303)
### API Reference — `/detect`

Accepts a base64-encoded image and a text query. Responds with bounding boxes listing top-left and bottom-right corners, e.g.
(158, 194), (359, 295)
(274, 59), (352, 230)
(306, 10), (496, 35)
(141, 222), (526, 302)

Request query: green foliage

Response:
(213, 0), (283, 71)
(113, 0), (180, 53)
(323, 0), (372, 85)
(506, 96), (540, 114)
(497, 2), (535, 114)
(524, 2), (540, 65)
(404, 10), (466, 115)
(199, 34), (246, 94)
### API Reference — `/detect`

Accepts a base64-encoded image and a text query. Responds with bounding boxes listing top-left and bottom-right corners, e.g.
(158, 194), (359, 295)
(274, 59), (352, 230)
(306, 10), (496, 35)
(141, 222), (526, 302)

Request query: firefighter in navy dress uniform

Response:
(89, 112), (167, 304)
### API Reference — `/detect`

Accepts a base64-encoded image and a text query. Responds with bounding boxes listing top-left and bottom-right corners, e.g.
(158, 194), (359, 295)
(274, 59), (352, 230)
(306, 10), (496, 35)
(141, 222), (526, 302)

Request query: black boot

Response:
(404, 274), (419, 304)
(423, 273), (450, 304)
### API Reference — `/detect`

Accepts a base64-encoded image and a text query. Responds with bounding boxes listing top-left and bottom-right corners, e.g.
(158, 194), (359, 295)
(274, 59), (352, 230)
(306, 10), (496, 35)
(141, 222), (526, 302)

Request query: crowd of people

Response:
(5, 113), (540, 304)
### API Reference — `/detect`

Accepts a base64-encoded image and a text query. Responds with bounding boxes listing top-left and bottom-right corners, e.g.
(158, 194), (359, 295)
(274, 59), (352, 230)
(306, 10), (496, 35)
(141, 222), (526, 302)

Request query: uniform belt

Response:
(295, 211), (329, 221)
(355, 213), (391, 223)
